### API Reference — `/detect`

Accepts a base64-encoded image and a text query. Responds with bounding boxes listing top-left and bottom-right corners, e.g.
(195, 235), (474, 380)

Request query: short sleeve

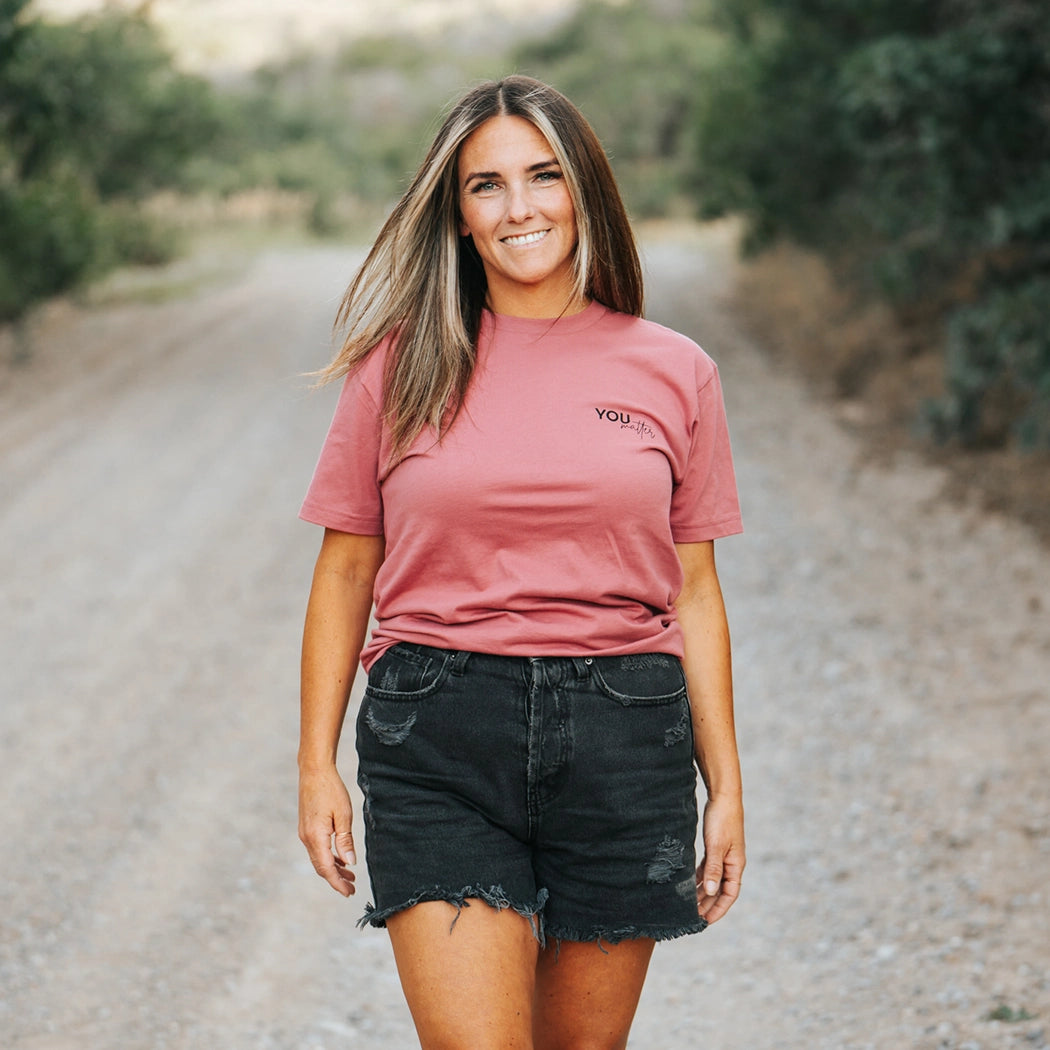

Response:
(299, 363), (384, 535)
(669, 365), (743, 543)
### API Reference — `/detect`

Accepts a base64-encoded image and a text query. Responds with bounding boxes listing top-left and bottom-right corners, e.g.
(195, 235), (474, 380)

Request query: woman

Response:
(298, 75), (744, 1049)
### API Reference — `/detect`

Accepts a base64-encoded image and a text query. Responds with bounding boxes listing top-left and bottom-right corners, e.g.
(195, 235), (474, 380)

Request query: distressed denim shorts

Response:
(355, 642), (706, 945)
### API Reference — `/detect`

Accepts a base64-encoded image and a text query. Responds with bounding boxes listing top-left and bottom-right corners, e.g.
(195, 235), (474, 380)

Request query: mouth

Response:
(501, 229), (550, 247)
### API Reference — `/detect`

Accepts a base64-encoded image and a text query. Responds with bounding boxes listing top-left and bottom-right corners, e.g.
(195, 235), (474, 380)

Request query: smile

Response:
(501, 229), (550, 246)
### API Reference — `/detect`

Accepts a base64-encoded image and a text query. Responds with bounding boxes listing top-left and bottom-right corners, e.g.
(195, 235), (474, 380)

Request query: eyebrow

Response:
(462, 158), (560, 186)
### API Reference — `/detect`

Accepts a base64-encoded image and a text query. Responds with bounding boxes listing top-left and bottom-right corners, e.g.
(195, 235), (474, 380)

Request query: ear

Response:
(459, 220), (471, 238)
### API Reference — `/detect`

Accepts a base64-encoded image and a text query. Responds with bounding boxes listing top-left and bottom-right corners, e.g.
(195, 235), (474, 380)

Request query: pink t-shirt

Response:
(301, 300), (742, 668)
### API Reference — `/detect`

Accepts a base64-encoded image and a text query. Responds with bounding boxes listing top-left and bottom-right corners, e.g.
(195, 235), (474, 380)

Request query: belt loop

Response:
(570, 656), (591, 678)
(450, 650), (472, 675)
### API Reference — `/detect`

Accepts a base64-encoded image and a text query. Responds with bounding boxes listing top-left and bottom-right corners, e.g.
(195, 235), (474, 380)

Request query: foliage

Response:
(0, 5), (216, 322)
(3, 10), (221, 196)
(193, 32), (502, 208)
(513, 0), (725, 217)
(184, 0), (728, 220)
(1, 0), (738, 327)
(0, 172), (100, 320)
(926, 275), (1050, 448)
(695, 0), (1050, 447)
(984, 1003), (1037, 1023)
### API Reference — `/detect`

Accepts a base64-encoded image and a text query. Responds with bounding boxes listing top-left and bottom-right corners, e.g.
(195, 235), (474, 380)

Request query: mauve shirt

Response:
(300, 300), (742, 669)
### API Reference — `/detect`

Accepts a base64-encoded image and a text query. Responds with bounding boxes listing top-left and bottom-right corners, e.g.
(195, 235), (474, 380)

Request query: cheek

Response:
(557, 191), (578, 233)
(459, 199), (490, 238)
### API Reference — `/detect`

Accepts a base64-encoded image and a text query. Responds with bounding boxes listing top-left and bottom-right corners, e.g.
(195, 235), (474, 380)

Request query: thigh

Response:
(533, 937), (655, 1050)
(387, 900), (540, 1050)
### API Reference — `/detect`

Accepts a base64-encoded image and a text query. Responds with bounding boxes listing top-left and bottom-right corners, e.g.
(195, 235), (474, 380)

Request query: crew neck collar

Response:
(480, 299), (609, 336)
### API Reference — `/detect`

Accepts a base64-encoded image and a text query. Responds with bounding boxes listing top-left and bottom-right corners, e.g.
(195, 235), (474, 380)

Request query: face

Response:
(458, 114), (581, 316)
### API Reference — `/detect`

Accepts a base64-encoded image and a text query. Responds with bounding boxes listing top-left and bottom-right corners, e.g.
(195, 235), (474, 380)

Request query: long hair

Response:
(318, 75), (643, 460)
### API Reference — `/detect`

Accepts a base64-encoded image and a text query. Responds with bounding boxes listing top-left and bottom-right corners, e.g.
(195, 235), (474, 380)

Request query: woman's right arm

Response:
(299, 528), (385, 896)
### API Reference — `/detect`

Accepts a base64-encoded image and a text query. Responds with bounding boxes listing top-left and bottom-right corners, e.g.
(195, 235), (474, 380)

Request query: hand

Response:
(298, 766), (357, 897)
(696, 793), (745, 924)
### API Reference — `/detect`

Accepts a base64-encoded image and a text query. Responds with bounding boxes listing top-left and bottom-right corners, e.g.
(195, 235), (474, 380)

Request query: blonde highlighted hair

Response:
(319, 75), (643, 460)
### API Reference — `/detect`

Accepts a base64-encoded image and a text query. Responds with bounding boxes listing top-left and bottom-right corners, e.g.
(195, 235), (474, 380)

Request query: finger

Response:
(333, 828), (357, 867)
(699, 876), (741, 924)
(698, 854), (723, 900)
(329, 864), (357, 895)
(695, 868), (717, 913)
(301, 823), (356, 897)
(314, 849), (356, 896)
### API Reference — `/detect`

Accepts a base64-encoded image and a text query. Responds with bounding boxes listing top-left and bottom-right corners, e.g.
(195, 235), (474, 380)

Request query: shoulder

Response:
(340, 330), (397, 402)
(596, 308), (719, 388)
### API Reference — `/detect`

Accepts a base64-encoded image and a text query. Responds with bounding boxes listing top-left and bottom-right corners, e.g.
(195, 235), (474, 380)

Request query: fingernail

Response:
(705, 880), (719, 896)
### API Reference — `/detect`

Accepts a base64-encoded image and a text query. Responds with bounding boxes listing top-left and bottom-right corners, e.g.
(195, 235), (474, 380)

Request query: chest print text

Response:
(594, 407), (656, 441)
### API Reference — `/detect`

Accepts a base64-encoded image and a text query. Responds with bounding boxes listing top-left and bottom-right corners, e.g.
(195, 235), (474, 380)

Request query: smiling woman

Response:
(457, 116), (581, 317)
(297, 75), (744, 1050)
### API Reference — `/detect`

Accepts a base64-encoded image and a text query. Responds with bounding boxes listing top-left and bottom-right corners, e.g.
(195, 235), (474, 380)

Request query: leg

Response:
(532, 937), (655, 1050)
(386, 899), (540, 1050)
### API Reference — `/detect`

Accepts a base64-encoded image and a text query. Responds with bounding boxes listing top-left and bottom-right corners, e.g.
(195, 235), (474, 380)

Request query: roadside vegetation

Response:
(2, 0), (1048, 456)
(693, 0), (1050, 451)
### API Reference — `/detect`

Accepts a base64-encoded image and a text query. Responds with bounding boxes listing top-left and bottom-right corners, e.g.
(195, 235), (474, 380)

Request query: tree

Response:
(0, 5), (221, 324)
(513, 0), (725, 217)
(695, 0), (1050, 446)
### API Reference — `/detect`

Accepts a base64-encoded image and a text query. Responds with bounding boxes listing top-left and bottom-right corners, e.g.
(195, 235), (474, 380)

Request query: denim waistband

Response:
(386, 641), (675, 680)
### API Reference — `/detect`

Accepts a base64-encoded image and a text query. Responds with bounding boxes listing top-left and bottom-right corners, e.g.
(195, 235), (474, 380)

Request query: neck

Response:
(485, 288), (591, 319)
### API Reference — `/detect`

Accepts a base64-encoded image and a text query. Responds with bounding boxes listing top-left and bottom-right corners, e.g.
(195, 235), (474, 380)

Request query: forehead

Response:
(458, 115), (555, 175)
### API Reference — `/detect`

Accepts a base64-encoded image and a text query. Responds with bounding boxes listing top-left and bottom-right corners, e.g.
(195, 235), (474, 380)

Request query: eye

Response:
(469, 180), (499, 194)
(535, 170), (562, 184)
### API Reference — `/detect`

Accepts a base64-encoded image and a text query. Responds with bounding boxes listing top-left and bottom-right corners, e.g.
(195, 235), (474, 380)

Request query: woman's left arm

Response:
(674, 540), (745, 925)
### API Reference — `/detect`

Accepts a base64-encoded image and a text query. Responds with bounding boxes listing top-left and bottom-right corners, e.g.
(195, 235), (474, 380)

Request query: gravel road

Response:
(1, 227), (1047, 1050)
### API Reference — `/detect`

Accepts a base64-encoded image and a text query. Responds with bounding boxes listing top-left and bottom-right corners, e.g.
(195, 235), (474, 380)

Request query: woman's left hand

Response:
(696, 793), (745, 924)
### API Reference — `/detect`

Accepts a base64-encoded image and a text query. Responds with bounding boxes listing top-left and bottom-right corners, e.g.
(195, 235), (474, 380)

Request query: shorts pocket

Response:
(364, 643), (453, 702)
(589, 653), (687, 706)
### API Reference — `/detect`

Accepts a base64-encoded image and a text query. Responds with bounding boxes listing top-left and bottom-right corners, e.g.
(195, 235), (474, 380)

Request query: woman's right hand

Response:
(298, 530), (384, 897)
(298, 766), (357, 896)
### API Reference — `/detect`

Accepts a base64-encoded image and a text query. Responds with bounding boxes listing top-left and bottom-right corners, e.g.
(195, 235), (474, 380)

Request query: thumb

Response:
(700, 857), (722, 898)
(334, 828), (357, 866)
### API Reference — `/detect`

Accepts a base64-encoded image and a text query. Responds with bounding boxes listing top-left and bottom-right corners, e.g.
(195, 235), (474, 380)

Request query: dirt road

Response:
(1, 228), (1047, 1049)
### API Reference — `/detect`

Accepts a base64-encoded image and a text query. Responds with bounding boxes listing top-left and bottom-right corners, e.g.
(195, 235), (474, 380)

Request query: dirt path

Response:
(1, 229), (1047, 1050)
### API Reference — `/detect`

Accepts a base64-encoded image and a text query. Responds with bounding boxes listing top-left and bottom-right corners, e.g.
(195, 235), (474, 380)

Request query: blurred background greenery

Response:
(2, 0), (1048, 450)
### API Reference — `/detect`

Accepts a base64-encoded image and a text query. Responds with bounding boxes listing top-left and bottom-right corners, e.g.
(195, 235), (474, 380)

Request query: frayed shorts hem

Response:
(544, 917), (709, 948)
(357, 884), (709, 952)
(358, 884), (550, 944)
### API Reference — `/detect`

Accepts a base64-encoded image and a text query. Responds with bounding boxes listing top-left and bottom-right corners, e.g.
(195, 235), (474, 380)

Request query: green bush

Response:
(2, 9), (221, 197)
(925, 277), (1050, 449)
(98, 202), (181, 269)
(695, 0), (1050, 447)
(0, 173), (100, 321)
(513, 0), (725, 219)
(0, 3), (220, 322)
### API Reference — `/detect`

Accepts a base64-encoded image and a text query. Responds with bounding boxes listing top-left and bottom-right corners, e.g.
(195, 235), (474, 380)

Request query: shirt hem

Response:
(299, 504), (383, 535)
(670, 517), (744, 544)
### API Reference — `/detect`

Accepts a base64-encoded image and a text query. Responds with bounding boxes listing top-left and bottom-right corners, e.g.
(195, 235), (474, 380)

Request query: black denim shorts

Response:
(355, 642), (706, 945)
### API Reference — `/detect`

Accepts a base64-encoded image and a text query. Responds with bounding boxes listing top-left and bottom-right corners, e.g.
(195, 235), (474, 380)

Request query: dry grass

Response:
(730, 239), (1050, 546)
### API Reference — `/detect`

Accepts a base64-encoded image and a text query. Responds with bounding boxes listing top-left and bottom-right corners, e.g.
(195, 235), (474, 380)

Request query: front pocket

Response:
(589, 653), (687, 706)
(364, 643), (453, 702)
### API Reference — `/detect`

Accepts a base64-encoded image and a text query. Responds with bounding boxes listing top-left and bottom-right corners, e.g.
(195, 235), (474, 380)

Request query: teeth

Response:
(503, 230), (549, 246)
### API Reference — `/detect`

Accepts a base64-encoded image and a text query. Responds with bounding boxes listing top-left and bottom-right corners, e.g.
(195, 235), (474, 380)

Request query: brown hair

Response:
(319, 75), (643, 460)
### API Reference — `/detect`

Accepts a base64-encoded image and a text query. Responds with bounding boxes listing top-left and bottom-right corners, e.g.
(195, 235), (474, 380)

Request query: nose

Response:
(505, 181), (535, 224)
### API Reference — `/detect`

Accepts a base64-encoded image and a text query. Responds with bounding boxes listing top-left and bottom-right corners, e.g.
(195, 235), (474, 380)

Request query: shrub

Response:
(0, 3), (219, 322)
(0, 173), (100, 322)
(695, 0), (1050, 447)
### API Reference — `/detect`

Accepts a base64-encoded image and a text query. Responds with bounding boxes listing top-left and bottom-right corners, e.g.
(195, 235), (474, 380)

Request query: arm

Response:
(299, 528), (385, 896)
(674, 540), (744, 924)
